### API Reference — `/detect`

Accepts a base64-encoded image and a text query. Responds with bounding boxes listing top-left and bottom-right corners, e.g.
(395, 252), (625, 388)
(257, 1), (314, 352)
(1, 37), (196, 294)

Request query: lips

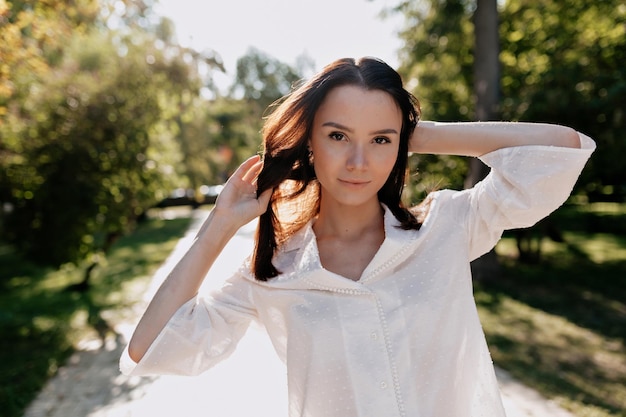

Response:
(339, 179), (370, 186)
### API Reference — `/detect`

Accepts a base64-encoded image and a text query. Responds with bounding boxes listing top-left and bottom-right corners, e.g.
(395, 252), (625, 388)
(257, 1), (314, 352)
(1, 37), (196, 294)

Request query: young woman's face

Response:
(310, 85), (402, 209)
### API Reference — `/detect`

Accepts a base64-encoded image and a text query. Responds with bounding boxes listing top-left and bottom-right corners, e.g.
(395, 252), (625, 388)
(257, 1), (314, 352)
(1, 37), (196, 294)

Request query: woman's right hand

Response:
(210, 155), (273, 230)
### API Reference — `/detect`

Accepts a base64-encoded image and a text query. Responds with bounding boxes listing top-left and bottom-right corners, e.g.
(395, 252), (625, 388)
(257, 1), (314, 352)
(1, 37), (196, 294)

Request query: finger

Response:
(256, 187), (273, 210)
(241, 158), (264, 184)
(234, 155), (261, 181)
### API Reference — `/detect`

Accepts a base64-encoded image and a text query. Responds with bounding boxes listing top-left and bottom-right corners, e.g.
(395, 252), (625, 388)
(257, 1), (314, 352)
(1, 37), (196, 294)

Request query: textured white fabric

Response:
(121, 133), (595, 417)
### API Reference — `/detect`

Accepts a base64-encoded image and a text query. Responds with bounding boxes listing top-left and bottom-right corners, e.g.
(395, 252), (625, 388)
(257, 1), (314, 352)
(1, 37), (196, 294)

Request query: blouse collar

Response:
(243, 202), (434, 292)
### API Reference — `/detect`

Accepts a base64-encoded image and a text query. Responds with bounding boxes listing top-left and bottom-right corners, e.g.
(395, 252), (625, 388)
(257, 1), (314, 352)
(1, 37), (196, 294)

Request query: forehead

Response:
(315, 85), (402, 127)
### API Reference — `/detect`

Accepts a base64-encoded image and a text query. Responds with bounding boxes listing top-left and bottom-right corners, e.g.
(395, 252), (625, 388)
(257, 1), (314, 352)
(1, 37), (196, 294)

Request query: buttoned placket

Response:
(304, 276), (407, 417)
(371, 292), (407, 417)
(293, 213), (419, 417)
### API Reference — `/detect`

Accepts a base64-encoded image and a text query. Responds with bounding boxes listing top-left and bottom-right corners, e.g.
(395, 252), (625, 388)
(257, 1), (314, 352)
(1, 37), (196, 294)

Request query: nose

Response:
(346, 144), (367, 171)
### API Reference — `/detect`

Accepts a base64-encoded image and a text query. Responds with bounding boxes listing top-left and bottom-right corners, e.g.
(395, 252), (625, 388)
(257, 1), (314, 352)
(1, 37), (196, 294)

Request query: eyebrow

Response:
(321, 121), (399, 135)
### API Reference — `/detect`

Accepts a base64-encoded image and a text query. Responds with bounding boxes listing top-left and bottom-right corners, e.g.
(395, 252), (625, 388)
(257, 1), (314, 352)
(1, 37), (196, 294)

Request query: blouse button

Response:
(379, 381), (387, 389)
(370, 331), (378, 340)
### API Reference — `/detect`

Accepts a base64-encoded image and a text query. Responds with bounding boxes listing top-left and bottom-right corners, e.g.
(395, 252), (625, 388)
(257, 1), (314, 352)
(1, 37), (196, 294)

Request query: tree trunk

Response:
(469, 0), (501, 282)
(473, 0), (500, 123)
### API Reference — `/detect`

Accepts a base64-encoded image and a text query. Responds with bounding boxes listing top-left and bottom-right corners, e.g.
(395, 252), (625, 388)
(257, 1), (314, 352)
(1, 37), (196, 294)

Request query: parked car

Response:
(155, 185), (223, 208)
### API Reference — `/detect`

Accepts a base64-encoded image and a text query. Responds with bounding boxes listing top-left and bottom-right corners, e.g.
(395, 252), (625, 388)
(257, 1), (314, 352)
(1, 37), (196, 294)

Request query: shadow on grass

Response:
(486, 331), (624, 415)
(488, 251), (626, 343)
(475, 231), (626, 415)
(0, 216), (191, 417)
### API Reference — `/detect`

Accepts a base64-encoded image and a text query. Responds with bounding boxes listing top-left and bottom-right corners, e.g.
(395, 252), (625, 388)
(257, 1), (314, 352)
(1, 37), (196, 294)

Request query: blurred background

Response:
(1, 0), (624, 416)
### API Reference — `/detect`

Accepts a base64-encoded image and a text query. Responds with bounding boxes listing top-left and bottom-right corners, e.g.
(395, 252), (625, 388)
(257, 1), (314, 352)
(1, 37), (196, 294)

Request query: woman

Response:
(121, 57), (595, 416)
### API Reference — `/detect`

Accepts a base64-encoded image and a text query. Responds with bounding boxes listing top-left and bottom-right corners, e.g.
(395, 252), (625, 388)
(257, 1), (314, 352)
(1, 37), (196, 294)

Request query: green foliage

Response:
(499, 1), (626, 199)
(405, 152), (468, 203)
(231, 47), (303, 114)
(182, 47), (310, 188)
(397, 0), (475, 121)
(144, 36), (227, 193)
(205, 97), (264, 181)
(0, 0), (304, 271)
(2, 31), (182, 266)
(163, 96), (261, 193)
(396, 0), (475, 194)
(0, 0), (100, 109)
(396, 0), (626, 200)
(0, 0), (229, 270)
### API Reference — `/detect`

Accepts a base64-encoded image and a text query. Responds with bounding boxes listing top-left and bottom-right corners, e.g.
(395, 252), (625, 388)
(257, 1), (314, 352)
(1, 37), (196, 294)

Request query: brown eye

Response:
(329, 132), (345, 141)
(373, 136), (391, 144)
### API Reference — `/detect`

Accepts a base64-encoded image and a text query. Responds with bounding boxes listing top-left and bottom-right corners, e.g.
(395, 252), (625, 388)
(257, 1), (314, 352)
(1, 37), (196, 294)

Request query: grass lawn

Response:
(477, 202), (626, 416)
(0, 212), (192, 417)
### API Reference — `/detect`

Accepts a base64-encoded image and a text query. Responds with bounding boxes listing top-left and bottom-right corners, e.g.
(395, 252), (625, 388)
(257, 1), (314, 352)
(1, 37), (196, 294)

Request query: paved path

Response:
(24, 209), (576, 417)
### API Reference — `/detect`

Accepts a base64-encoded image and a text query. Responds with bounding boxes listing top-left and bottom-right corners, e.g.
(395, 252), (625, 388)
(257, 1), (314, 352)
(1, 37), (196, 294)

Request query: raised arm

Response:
(411, 121), (581, 156)
(127, 155), (272, 363)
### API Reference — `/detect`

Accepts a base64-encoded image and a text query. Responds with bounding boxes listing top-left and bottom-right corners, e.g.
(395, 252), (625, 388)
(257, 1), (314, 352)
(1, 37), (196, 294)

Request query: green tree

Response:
(137, 15), (233, 195)
(206, 97), (264, 179)
(498, 0), (626, 200)
(394, 0), (625, 268)
(396, 0), (474, 200)
(164, 96), (260, 195)
(157, 46), (304, 205)
(0, 0), (100, 112)
(230, 47), (303, 115)
(3, 32), (181, 278)
(397, 0), (474, 121)
(0, 1), (225, 288)
(0, 0), (100, 244)
(209, 48), (309, 182)
(396, 0), (626, 201)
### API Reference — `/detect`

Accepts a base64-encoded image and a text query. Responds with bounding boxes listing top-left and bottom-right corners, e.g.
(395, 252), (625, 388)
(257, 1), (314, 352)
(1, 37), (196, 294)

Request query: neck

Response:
(313, 199), (384, 240)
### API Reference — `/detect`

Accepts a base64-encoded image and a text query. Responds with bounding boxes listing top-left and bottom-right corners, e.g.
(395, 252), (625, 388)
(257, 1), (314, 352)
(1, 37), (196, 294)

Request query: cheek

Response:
(310, 147), (337, 181)
(375, 147), (400, 172)
(311, 145), (332, 167)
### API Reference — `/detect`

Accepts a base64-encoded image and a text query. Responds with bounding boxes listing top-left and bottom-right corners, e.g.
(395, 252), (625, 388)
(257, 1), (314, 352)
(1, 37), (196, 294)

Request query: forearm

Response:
(411, 121), (581, 157)
(127, 209), (239, 362)
(126, 155), (271, 363)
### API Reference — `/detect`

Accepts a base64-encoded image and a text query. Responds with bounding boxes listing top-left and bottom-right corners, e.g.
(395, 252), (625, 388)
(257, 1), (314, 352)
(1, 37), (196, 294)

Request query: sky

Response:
(154, 0), (405, 90)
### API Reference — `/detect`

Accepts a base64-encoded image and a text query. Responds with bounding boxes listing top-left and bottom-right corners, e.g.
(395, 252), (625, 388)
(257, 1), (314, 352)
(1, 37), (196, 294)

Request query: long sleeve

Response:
(459, 132), (595, 261)
(120, 272), (258, 377)
(116, 131), (596, 417)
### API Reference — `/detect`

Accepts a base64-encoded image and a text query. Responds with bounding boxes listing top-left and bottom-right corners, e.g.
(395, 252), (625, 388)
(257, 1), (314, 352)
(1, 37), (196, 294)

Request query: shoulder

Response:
(237, 224), (312, 285)
(410, 189), (466, 220)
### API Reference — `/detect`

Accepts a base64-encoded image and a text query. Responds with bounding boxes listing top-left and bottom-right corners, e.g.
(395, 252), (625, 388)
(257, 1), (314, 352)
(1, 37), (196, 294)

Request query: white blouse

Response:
(121, 134), (595, 417)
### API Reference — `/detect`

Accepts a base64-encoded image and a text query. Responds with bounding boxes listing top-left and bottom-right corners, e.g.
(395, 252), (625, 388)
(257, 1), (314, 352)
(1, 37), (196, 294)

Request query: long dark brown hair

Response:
(253, 57), (421, 281)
